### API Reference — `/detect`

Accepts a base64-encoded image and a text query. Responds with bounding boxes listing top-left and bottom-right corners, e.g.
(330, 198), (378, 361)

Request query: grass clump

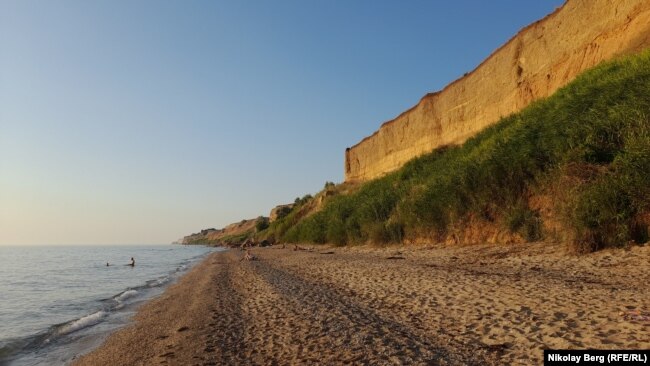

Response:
(505, 202), (543, 242)
(218, 231), (253, 246)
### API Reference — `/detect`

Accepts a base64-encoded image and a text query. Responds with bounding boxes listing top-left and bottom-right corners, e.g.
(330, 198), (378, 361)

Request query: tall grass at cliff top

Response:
(280, 49), (650, 252)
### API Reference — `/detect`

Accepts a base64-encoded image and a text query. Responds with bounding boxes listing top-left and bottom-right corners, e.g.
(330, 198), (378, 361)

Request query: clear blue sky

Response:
(0, 0), (564, 245)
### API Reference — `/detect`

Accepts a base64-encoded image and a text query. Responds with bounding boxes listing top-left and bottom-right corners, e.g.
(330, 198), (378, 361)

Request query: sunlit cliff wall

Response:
(345, 0), (650, 182)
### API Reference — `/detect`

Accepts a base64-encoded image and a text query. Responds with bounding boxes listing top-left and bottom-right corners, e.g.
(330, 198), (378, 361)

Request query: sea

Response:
(0, 244), (220, 366)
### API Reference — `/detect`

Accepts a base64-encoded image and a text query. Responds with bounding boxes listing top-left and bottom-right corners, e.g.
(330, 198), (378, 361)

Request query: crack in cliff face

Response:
(345, 0), (650, 183)
(344, 148), (352, 175)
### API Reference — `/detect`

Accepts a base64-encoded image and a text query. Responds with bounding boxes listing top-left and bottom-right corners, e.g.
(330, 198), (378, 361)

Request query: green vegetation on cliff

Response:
(267, 49), (650, 252)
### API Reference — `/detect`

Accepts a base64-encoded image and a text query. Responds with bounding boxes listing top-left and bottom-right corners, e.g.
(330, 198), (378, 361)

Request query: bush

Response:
(505, 202), (543, 242)
(275, 206), (292, 221)
(294, 194), (313, 206)
(255, 216), (269, 232)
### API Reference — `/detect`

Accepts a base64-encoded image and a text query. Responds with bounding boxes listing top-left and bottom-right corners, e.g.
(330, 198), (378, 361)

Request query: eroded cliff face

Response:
(182, 218), (257, 245)
(345, 0), (650, 182)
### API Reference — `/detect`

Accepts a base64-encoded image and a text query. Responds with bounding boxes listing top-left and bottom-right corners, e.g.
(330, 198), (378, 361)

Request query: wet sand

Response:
(73, 242), (650, 365)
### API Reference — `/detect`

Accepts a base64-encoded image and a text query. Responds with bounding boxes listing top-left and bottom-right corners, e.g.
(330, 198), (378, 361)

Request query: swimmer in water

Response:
(129, 257), (135, 266)
(106, 262), (110, 266)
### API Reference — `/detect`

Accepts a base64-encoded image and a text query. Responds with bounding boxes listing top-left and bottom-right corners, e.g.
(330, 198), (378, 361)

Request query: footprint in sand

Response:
(553, 312), (568, 320)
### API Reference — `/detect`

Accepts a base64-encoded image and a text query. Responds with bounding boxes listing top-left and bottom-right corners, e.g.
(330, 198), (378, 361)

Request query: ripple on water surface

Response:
(0, 244), (219, 365)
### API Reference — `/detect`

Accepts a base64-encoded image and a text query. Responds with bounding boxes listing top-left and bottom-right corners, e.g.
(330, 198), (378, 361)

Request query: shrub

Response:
(505, 202), (543, 242)
(294, 194), (314, 206)
(255, 216), (269, 232)
(275, 206), (293, 221)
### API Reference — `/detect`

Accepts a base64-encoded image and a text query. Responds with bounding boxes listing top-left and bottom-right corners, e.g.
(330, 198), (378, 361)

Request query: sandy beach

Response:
(73, 242), (650, 365)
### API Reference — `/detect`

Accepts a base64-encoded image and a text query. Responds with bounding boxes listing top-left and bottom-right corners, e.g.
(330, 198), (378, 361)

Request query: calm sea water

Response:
(0, 244), (220, 366)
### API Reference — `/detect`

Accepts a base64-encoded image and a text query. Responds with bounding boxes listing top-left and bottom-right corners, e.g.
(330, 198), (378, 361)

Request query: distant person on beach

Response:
(129, 257), (135, 266)
(241, 250), (256, 261)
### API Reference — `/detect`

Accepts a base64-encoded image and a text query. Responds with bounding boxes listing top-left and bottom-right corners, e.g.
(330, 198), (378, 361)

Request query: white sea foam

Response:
(149, 277), (168, 287)
(115, 290), (138, 302)
(57, 311), (107, 335)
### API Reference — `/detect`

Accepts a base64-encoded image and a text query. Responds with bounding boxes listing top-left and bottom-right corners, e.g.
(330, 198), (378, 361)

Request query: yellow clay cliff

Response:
(345, 0), (650, 182)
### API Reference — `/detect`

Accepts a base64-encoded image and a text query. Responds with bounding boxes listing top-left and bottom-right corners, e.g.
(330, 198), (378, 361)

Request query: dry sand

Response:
(73, 242), (650, 365)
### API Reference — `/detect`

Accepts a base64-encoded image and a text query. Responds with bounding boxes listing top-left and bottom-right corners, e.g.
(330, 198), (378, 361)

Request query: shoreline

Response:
(73, 242), (650, 365)
(0, 245), (215, 366)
